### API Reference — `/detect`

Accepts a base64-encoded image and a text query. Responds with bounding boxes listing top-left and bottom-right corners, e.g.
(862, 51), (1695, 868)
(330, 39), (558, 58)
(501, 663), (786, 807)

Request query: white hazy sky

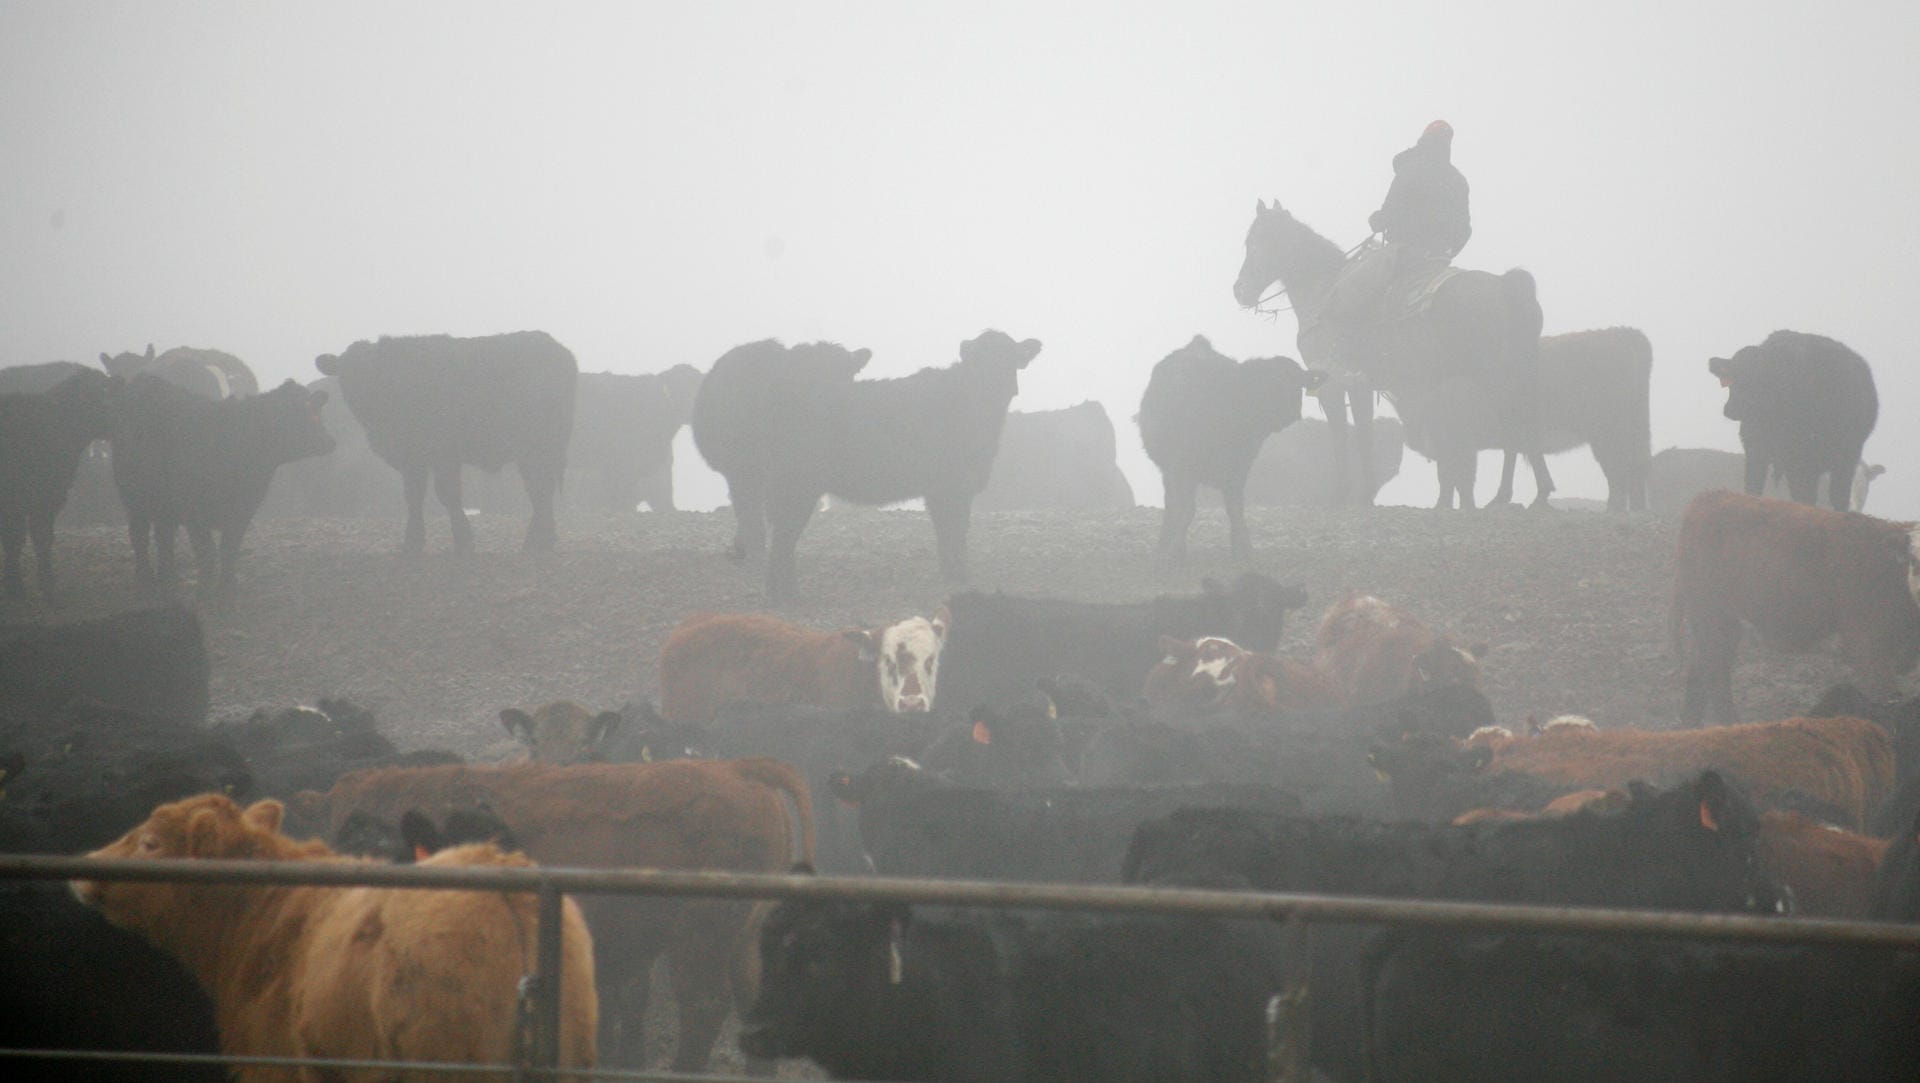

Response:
(3, 2), (1915, 513)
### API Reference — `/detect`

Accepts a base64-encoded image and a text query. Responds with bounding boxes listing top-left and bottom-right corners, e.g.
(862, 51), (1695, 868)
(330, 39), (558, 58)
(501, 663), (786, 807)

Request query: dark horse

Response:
(1232, 200), (1551, 509)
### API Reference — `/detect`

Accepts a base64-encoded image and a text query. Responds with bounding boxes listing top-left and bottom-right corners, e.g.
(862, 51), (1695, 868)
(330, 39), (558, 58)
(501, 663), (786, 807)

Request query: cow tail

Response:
(731, 758), (818, 867)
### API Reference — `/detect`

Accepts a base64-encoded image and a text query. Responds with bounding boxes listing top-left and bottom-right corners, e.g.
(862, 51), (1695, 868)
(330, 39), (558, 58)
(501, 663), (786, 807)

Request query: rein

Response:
(1247, 234), (1377, 319)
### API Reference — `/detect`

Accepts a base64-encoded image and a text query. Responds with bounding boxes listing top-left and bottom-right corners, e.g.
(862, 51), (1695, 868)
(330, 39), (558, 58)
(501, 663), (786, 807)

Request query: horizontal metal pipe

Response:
(16, 851), (1920, 949)
(0, 1048), (775, 1082)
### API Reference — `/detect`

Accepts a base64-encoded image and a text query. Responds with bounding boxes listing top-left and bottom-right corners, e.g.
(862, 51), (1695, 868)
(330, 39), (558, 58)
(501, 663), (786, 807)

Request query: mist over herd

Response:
(5, 5), (1920, 1082)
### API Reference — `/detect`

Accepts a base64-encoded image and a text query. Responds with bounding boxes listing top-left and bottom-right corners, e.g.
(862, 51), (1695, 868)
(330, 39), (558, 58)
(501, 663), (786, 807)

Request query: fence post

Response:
(528, 883), (565, 1080)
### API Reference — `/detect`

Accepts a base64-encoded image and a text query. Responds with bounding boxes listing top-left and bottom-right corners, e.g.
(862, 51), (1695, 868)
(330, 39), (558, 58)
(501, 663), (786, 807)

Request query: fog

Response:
(4, 2), (1915, 515)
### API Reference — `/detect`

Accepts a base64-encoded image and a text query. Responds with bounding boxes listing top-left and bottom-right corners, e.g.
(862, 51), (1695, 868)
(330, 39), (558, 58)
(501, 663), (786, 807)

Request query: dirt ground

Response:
(5, 499), (1887, 756)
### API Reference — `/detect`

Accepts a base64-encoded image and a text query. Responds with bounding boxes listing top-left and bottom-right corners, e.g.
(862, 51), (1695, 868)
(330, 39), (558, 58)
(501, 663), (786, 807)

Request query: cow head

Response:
(1707, 345), (1775, 423)
(1213, 572), (1309, 654)
(50, 367), (119, 440)
(501, 700), (626, 765)
(71, 793), (297, 945)
(847, 608), (950, 713)
(253, 380), (336, 465)
(956, 330), (1043, 403)
(741, 882), (916, 1062)
(1242, 355), (1328, 433)
(1144, 635), (1247, 711)
(98, 343), (155, 379)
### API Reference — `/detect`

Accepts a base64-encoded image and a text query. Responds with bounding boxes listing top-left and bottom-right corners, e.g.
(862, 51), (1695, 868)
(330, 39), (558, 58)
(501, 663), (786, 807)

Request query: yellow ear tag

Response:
(641, 745), (652, 763)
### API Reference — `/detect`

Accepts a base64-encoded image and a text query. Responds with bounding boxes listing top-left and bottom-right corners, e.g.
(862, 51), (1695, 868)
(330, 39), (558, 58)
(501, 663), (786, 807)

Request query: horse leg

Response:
(1526, 451), (1556, 510)
(1351, 387), (1378, 505)
(1492, 450), (1520, 506)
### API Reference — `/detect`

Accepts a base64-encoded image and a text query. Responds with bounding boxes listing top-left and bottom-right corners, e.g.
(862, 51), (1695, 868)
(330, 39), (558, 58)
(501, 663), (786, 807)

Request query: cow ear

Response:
(590, 711), (623, 748)
(845, 629), (881, 662)
(186, 807), (226, 856)
(1707, 356), (1731, 380)
(144, 344), (155, 361)
(849, 348), (873, 373)
(931, 605), (951, 641)
(1015, 338), (1042, 368)
(243, 799), (285, 835)
(1690, 771), (1748, 838)
(315, 354), (339, 376)
(1257, 198), (1269, 213)
(500, 708), (535, 743)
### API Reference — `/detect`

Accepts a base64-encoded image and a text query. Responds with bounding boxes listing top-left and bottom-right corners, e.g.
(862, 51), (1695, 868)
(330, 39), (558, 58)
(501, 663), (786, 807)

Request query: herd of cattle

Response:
(0, 321), (1917, 1080)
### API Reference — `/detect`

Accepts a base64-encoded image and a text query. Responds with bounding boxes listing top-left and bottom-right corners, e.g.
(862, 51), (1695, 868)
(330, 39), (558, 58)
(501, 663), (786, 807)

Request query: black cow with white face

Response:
(1708, 330), (1877, 511)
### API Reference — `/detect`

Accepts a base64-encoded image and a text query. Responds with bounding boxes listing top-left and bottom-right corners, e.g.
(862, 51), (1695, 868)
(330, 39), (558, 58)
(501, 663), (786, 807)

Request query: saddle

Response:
(1321, 241), (1460, 328)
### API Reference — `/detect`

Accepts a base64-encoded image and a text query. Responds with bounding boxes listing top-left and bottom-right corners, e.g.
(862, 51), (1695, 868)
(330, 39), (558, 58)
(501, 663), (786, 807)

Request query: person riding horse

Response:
(1371, 119), (1470, 261)
(1323, 119), (1472, 330)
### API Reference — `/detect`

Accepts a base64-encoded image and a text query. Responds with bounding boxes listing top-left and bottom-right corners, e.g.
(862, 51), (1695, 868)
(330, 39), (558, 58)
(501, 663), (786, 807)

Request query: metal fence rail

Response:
(9, 852), (1920, 1080)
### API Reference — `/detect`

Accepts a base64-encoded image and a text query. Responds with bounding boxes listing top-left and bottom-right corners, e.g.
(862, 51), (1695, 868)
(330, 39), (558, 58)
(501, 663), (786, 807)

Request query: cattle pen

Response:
(6, 855), (1920, 1082)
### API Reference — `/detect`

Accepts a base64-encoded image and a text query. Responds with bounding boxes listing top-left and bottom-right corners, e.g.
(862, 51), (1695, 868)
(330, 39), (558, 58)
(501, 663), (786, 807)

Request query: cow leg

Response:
(1682, 611), (1739, 726)
(1351, 386), (1378, 505)
(153, 518), (182, 588)
(1223, 471), (1254, 562)
(1829, 454), (1862, 513)
(401, 465), (429, 553)
(1782, 469), (1819, 506)
(0, 511), (25, 599)
(726, 473), (767, 563)
(765, 486), (819, 603)
(1742, 453), (1768, 496)
(1157, 473), (1197, 565)
(185, 523), (217, 589)
(518, 458), (560, 552)
(925, 489), (972, 583)
(1320, 386), (1352, 505)
(433, 464), (473, 554)
(665, 917), (740, 1073)
(216, 518), (248, 591)
(127, 510), (155, 587)
(28, 507), (57, 598)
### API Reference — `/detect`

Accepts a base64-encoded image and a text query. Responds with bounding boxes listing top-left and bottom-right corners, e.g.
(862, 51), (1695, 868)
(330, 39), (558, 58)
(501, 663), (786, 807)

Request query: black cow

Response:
(0, 702), (250, 1083)
(99, 344), (259, 400)
(0, 368), (116, 598)
(691, 338), (873, 564)
(1493, 326), (1653, 510)
(111, 375), (334, 591)
(574, 366), (703, 511)
(936, 573), (1309, 713)
(741, 891), (1289, 1082)
(1709, 330), (1877, 511)
(832, 758), (1301, 882)
(0, 603), (209, 723)
(314, 331), (578, 552)
(1365, 814), (1920, 1082)
(697, 330), (1041, 600)
(975, 401), (1136, 512)
(1122, 774), (1788, 1082)
(214, 698), (462, 809)
(1137, 334), (1327, 562)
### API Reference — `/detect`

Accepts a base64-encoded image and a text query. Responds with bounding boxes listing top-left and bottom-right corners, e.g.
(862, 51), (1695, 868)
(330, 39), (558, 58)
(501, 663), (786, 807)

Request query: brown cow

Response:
(1754, 810), (1890, 919)
(1144, 635), (1343, 713)
(1374, 716), (1897, 831)
(1674, 490), (1920, 724)
(659, 610), (949, 722)
(71, 793), (597, 1081)
(500, 700), (626, 765)
(290, 758), (811, 1073)
(1312, 593), (1483, 706)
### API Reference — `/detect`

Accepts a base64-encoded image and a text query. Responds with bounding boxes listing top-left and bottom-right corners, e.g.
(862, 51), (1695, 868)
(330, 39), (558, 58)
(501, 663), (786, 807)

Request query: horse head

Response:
(1233, 200), (1344, 312)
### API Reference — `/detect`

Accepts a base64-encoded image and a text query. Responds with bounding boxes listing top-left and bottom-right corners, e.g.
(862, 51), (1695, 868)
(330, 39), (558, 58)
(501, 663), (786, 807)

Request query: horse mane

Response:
(1255, 205), (1348, 298)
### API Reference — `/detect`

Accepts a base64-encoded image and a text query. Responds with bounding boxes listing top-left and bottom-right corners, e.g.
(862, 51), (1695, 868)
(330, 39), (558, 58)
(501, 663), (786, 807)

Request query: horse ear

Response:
(1257, 198), (1269, 213)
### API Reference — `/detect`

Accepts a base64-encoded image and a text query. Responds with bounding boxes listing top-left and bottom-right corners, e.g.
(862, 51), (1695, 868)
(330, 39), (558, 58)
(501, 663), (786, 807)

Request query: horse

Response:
(1232, 199), (1551, 509)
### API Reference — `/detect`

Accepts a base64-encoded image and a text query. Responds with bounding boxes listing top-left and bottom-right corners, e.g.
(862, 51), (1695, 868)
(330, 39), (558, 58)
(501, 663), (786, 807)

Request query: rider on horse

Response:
(1322, 119), (1471, 332)
(1372, 119), (1470, 260)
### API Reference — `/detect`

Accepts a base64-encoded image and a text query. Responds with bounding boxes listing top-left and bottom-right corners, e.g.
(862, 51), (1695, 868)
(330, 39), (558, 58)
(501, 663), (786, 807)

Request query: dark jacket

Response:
(1369, 137), (1471, 259)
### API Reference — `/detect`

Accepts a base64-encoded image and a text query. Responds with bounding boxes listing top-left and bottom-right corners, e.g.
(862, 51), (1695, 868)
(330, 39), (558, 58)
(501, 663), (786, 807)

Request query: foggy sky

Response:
(3, 2), (1916, 513)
